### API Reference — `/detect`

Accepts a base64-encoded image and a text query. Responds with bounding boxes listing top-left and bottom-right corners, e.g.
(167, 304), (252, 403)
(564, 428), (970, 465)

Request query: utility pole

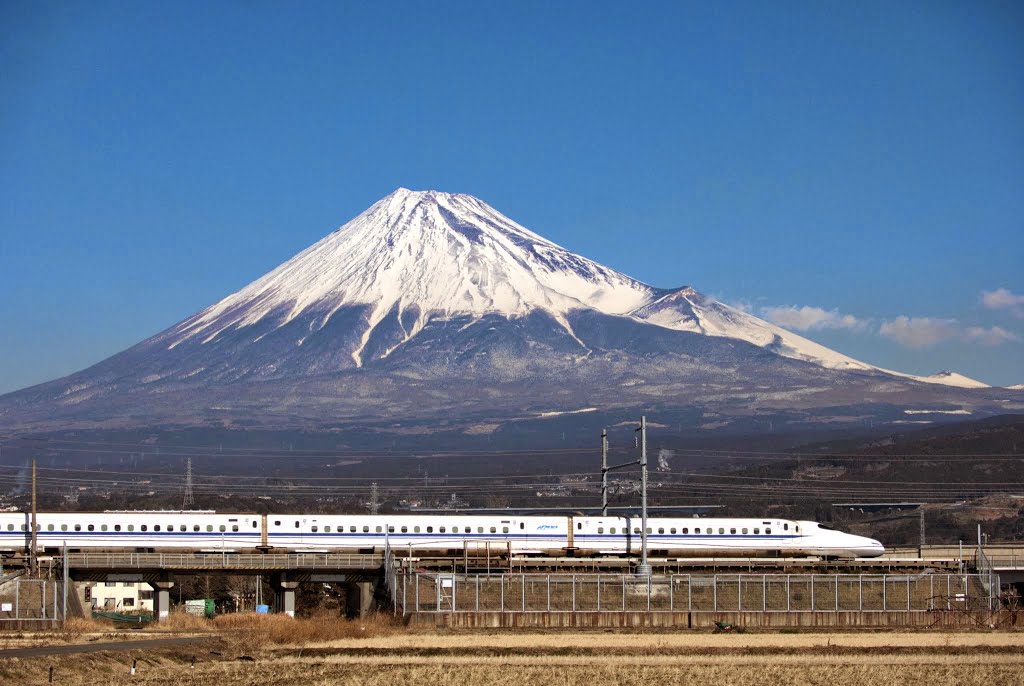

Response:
(600, 429), (609, 516)
(30, 459), (38, 577)
(636, 417), (650, 576)
(182, 458), (194, 510)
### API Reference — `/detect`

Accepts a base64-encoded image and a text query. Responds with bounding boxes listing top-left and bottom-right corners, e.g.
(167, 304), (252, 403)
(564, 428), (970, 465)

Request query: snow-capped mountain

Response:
(163, 188), (881, 374)
(0, 189), (1013, 438)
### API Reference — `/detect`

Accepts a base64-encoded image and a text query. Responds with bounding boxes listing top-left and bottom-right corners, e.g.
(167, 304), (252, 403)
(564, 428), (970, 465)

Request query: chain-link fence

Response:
(394, 573), (996, 615)
(0, 578), (63, 626)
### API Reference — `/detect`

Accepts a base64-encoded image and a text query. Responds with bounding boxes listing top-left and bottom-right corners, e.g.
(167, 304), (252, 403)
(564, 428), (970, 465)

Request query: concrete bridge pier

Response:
(345, 581), (375, 618)
(271, 573), (300, 617)
(148, 577), (175, 622)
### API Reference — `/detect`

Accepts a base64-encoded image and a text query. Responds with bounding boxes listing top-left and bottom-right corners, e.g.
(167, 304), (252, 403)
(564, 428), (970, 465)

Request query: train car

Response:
(574, 517), (883, 558)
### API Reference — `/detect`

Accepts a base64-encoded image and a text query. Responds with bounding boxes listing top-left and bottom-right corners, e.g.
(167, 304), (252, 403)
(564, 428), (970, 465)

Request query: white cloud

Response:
(963, 326), (1020, 347)
(762, 305), (867, 332)
(880, 317), (1020, 348)
(981, 288), (1024, 317)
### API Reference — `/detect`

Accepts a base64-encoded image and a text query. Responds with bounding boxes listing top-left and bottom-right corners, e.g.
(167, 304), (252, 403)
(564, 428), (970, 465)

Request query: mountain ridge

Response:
(0, 189), (1016, 438)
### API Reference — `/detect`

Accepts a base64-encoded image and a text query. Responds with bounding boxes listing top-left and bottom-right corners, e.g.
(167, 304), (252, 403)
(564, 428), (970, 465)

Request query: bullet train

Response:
(0, 512), (885, 559)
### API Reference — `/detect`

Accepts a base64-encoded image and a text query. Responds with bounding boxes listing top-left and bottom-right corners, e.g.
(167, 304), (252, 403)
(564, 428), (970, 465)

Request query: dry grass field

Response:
(1, 615), (1022, 685)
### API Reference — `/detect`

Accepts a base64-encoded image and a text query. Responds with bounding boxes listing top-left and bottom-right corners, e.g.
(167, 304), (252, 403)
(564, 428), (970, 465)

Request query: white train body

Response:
(0, 512), (884, 558)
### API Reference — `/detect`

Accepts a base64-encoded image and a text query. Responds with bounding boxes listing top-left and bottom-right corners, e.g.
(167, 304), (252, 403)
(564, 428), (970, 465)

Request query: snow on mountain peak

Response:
(158, 189), (975, 386)
(167, 189), (655, 364)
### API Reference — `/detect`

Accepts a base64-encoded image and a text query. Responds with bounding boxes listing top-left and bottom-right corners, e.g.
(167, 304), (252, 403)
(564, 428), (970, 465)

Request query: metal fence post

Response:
(738, 575), (742, 612)
(687, 575), (692, 612)
(475, 575), (479, 613)
(572, 574), (576, 612)
(546, 575), (550, 612)
(713, 575), (718, 612)
(522, 574), (526, 612)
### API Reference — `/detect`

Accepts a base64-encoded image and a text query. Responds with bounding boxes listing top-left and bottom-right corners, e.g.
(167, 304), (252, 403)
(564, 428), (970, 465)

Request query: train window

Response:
(88, 524), (95, 531)
(414, 526), (420, 533)
(426, 526), (433, 533)
(401, 526), (408, 533)
(62, 524), (69, 531)
(646, 528), (652, 534)
(502, 527), (509, 534)
(796, 526), (800, 533)
(193, 525), (200, 532)
(765, 528), (772, 535)
(375, 526), (382, 533)
(140, 525), (147, 532)
(154, 525), (161, 532)
(670, 528), (676, 534)
(730, 528), (736, 534)
(207, 525), (214, 532)
(658, 528), (664, 534)
(753, 528), (760, 534)
(452, 527), (459, 533)
(388, 526), (395, 533)
(295, 521), (300, 529)
(127, 525), (134, 531)
(577, 522), (582, 530)
(74, 524), (82, 531)
(323, 526), (331, 533)
(114, 525), (121, 532)
(718, 528), (724, 535)
(363, 526), (370, 533)
(274, 521), (281, 526)
(47, 524), (54, 531)
(520, 523), (525, 530)
(784, 523), (788, 530)
(100, 525), (107, 531)
(478, 527), (484, 534)
(180, 525), (187, 532)
(490, 527), (496, 534)
(742, 528), (748, 534)
(219, 525), (226, 532)
(232, 525), (239, 532)
(682, 528), (688, 534)
(598, 527), (604, 534)
(634, 528), (640, 535)
(610, 527), (616, 534)
(253, 522), (258, 528)
(311, 526), (318, 533)
(439, 526), (446, 533)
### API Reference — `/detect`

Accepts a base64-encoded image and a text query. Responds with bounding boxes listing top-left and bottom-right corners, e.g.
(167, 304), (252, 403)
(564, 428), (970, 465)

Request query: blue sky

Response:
(1, 0), (1022, 393)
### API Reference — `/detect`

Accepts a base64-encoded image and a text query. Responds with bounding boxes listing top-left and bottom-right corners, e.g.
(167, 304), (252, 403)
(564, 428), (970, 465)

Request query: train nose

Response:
(858, 538), (885, 558)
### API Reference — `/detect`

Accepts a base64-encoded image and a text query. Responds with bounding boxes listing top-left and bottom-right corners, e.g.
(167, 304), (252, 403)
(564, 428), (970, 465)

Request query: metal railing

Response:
(396, 572), (995, 615)
(64, 552), (383, 570)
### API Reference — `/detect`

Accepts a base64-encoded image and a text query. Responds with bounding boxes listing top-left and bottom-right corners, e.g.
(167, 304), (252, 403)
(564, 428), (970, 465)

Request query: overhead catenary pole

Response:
(638, 416), (650, 576)
(601, 429), (609, 516)
(30, 459), (38, 577)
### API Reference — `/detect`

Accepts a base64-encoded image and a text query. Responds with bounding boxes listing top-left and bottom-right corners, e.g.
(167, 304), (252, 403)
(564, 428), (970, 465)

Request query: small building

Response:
(85, 581), (154, 612)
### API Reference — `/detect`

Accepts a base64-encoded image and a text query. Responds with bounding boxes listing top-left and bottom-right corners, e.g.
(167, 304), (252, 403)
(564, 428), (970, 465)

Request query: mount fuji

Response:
(0, 189), (1015, 440)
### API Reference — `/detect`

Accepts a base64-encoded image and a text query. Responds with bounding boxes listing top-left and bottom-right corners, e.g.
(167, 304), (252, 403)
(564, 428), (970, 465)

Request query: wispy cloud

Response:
(762, 305), (867, 332)
(981, 288), (1024, 317)
(963, 325), (1020, 347)
(880, 317), (1020, 348)
(879, 316), (960, 348)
